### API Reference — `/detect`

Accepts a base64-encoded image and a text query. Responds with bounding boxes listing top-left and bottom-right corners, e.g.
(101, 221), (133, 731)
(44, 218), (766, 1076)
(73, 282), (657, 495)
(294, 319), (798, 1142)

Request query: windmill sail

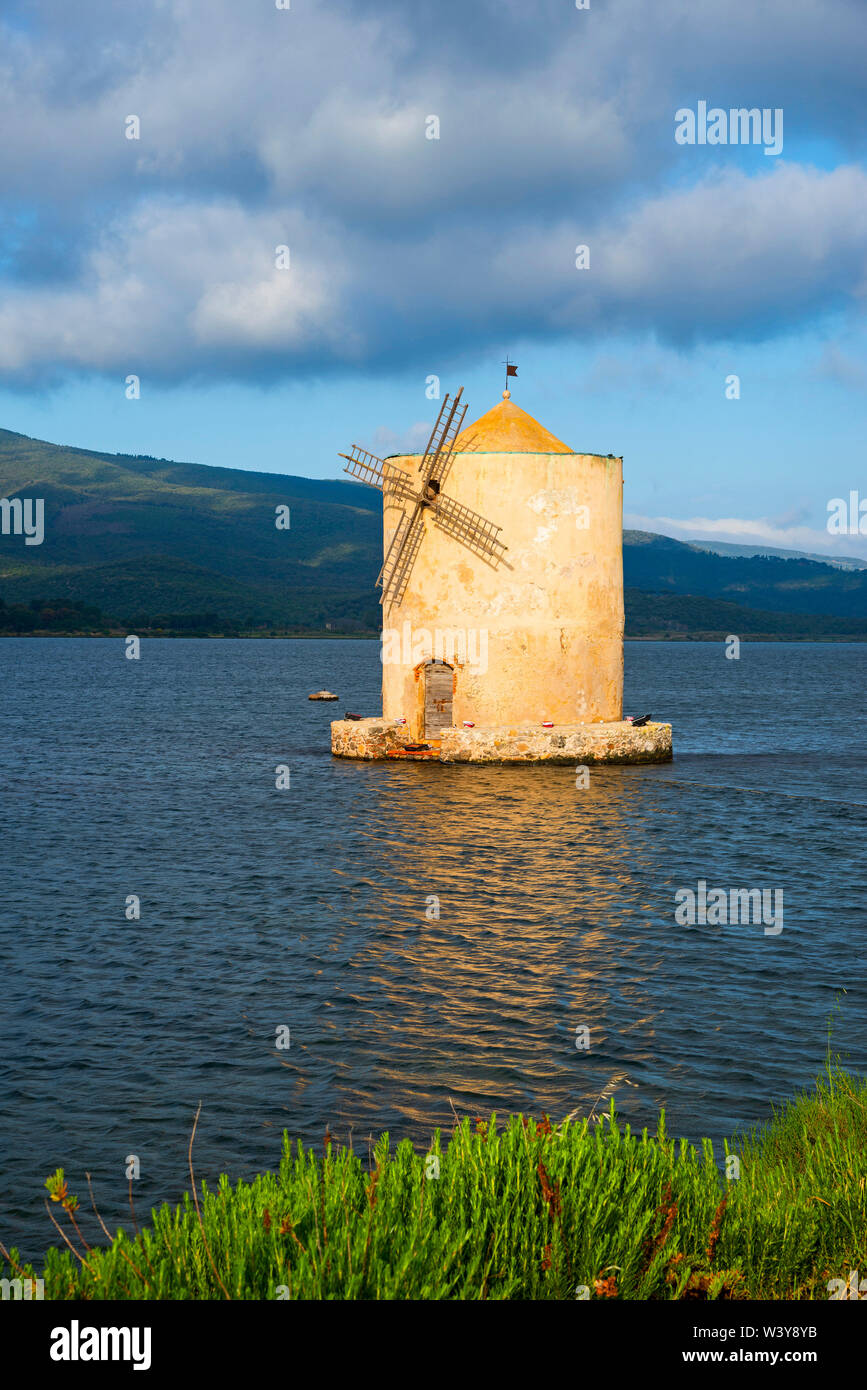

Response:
(339, 444), (388, 488)
(377, 511), (410, 590)
(340, 446), (413, 499)
(433, 495), (508, 566)
(379, 509), (426, 607)
(341, 384), (507, 606)
(418, 389), (468, 490)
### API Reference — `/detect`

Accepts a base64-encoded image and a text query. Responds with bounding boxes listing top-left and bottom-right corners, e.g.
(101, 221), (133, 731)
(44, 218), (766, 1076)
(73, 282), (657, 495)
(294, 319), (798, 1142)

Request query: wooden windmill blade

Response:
(418, 388), (468, 491)
(339, 445), (389, 489)
(433, 495), (508, 567)
(427, 401), (467, 491)
(387, 471), (418, 504)
(374, 393), (471, 606)
(340, 446), (416, 502)
(379, 507), (427, 607)
(377, 511), (409, 590)
(417, 392), (459, 473)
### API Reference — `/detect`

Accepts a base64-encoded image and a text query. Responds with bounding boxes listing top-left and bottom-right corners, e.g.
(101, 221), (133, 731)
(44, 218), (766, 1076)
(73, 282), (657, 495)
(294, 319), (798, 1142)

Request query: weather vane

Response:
(504, 357), (518, 393)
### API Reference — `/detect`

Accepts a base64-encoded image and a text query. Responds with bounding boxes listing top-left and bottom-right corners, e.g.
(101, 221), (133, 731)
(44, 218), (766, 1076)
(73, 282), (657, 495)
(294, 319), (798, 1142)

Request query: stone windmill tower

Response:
(335, 385), (669, 764)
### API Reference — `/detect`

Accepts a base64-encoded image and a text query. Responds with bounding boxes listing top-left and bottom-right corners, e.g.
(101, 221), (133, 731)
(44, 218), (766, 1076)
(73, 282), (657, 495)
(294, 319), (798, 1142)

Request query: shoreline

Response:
(4, 1066), (864, 1301)
(3, 630), (867, 642)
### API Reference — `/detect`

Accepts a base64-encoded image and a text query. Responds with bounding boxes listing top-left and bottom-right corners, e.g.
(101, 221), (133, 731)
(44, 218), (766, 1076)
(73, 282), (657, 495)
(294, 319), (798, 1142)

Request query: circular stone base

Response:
(331, 719), (672, 764)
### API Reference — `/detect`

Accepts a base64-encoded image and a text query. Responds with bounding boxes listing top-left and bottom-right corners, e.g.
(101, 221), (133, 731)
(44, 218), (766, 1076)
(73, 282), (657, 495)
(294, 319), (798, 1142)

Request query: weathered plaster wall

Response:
(380, 447), (624, 739)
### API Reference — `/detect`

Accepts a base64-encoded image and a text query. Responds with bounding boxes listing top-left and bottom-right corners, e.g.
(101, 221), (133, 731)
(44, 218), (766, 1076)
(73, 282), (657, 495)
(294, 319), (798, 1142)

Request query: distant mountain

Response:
(1, 427), (866, 637)
(0, 427), (381, 629)
(622, 530), (867, 620)
(682, 538), (867, 571)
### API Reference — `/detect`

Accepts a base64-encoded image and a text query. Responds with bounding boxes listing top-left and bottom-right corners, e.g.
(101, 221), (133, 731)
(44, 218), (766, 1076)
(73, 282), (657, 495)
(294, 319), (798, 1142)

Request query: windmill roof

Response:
(454, 395), (573, 453)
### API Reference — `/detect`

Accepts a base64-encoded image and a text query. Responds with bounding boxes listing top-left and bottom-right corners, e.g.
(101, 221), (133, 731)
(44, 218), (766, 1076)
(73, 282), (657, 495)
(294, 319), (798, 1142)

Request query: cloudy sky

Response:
(1, 0), (866, 556)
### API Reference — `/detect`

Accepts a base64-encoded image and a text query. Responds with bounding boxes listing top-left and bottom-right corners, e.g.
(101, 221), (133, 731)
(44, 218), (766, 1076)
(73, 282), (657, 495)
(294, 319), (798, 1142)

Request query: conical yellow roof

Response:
(455, 393), (573, 453)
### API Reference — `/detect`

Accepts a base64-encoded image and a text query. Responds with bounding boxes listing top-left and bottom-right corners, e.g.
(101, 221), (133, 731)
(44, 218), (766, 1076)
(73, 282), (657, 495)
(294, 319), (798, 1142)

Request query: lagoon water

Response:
(1, 637), (866, 1261)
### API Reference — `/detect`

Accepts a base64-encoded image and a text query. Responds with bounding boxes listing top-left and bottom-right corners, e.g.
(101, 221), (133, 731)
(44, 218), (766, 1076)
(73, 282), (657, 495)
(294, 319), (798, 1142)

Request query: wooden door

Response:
(423, 661), (453, 736)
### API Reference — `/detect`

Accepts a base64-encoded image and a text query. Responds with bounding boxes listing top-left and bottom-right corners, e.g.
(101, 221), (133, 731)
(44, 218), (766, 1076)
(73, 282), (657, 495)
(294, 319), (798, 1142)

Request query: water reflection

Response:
(2, 638), (865, 1263)
(322, 762), (678, 1136)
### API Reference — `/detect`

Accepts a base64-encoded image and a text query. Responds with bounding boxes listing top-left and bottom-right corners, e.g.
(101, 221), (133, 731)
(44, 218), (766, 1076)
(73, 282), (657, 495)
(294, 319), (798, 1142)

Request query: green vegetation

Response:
(623, 529), (867, 619)
(624, 587), (867, 640)
(4, 588), (865, 641)
(3, 1067), (865, 1300)
(0, 426), (382, 630)
(0, 594), (376, 637)
(1, 426), (866, 637)
(0, 596), (107, 633)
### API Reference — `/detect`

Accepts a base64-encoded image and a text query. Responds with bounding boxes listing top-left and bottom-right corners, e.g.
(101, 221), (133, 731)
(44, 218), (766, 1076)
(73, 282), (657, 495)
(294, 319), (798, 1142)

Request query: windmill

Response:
(339, 388), (508, 608)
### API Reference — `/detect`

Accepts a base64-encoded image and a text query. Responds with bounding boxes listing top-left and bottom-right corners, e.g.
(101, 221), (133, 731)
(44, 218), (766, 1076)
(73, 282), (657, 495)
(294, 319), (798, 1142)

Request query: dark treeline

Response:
(3, 590), (867, 640)
(0, 597), (374, 637)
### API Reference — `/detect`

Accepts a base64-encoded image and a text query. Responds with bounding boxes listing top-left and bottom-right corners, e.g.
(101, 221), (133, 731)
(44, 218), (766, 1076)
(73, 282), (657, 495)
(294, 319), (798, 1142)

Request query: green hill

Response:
(1, 426), (865, 637)
(623, 587), (867, 639)
(0, 427), (381, 629)
(623, 529), (867, 619)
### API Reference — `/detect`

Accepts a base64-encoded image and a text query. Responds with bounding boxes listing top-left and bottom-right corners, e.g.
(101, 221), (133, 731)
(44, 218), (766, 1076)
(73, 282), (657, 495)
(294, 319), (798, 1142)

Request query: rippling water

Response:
(1, 637), (865, 1261)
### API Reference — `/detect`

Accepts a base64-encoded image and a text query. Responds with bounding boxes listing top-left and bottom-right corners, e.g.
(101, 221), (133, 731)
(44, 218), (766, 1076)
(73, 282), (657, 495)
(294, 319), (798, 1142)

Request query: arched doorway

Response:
(423, 660), (454, 736)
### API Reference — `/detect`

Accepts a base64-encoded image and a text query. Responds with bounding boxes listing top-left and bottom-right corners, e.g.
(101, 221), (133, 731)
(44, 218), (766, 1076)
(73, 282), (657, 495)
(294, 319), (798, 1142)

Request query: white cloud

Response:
(2, 1), (867, 380)
(370, 420), (433, 455)
(0, 200), (353, 380)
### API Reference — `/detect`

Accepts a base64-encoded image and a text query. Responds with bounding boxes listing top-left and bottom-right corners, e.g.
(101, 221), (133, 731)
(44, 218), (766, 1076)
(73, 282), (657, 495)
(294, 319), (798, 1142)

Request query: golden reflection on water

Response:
(326, 761), (677, 1133)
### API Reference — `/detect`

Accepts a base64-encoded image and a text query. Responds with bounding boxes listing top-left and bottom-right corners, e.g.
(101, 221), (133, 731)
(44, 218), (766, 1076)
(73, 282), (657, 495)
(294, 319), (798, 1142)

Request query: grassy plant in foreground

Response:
(1, 1065), (865, 1300)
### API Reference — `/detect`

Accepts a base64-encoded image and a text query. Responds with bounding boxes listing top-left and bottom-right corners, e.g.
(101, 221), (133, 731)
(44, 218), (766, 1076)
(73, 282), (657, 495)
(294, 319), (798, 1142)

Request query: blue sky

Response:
(1, 0), (866, 557)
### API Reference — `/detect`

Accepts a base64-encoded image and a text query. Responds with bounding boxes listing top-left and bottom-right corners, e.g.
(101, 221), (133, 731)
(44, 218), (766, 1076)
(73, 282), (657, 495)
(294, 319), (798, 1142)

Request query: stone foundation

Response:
(330, 718), (414, 760)
(331, 718), (672, 764)
(438, 721), (671, 764)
